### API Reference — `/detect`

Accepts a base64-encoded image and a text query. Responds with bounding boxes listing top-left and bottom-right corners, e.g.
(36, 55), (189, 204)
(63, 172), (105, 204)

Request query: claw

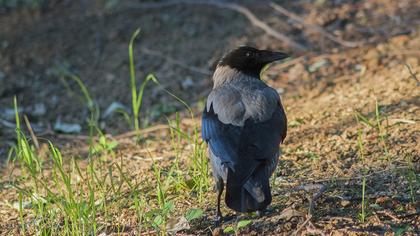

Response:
(215, 214), (223, 226)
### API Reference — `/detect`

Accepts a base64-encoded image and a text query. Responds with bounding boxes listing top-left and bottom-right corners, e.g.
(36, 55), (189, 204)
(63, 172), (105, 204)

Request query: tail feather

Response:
(225, 165), (272, 212)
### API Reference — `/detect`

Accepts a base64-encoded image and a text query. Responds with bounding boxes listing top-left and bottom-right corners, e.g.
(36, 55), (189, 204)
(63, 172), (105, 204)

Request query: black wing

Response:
(202, 103), (250, 174)
(202, 102), (287, 184)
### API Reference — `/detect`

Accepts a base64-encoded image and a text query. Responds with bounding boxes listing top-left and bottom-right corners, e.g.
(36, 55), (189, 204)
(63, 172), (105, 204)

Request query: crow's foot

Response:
(214, 214), (223, 226)
(256, 210), (264, 217)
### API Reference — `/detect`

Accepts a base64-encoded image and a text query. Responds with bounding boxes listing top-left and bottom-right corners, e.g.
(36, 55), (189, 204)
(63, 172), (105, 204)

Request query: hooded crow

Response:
(201, 46), (289, 221)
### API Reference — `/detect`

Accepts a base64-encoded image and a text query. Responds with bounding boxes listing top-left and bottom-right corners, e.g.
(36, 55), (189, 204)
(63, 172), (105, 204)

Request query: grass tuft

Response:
(355, 112), (368, 223)
(5, 29), (212, 235)
(128, 28), (159, 137)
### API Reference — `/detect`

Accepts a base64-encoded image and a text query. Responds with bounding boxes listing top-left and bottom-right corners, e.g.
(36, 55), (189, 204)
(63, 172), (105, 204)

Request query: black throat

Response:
(228, 64), (261, 78)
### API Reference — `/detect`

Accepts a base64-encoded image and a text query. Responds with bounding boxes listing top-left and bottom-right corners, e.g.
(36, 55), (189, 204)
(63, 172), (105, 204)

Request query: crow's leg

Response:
(215, 177), (224, 224)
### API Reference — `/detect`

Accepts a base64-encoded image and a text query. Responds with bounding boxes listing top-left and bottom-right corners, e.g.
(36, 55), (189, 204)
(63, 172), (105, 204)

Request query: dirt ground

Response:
(0, 0), (419, 235)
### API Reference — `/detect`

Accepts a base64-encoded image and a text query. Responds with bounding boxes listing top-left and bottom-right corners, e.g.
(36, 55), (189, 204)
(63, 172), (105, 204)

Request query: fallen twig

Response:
(140, 230), (157, 235)
(306, 220), (325, 236)
(324, 216), (354, 222)
(389, 118), (416, 125)
(295, 183), (325, 193)
(292, 214), (312, 236)
(295, 183), (327, 216)
(127, 0), (307, 52)
(308, 184), (327, 216)
(404, 63), (420, 86)
(24, 115), (40, 150)
(376, 210), (401, 223)
(270, 2), (363, 48)
(397, 211), (420, 218)
(278, 207), (306, 220)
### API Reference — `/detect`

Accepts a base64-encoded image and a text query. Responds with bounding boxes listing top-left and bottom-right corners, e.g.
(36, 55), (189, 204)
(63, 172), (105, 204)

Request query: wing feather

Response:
(202, 81), (287, 186)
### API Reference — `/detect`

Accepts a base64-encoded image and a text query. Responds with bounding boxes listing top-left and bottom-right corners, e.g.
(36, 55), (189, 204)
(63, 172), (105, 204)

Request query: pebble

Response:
(376, 43), (387, 53)
(340, 200), (351, 207)
(364, 48), (380, 68)
(1, 107), (23, 120)
(54, 118), (82, 133)
(212, 227), (223, 236)
(102, 101), (128, 119)
(181, 77), (194, 90)
(389, 35), (409, 47)
(32, 103), (46, 116)
(105, 73), (116, 82)
(308, 59), (330, 73)
(276, 87), (285, 94)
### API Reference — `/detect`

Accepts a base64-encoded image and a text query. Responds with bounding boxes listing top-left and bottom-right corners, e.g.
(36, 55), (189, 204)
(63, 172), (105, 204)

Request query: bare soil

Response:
(0, 0), (419, 235)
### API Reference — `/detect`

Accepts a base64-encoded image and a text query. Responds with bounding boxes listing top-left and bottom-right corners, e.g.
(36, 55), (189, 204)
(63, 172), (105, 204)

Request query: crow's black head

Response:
(219, 46), (289, 78)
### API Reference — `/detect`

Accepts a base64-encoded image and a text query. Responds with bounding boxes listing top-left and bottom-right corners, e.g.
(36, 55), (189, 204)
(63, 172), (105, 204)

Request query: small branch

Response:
(140, 230), (157, 235)
(127, 0), (307, 52)
(295, 184), (327, 216)
(216, 2), (307, 52)
(404, 63), (420, 86)
(306, 221), (325, 236)
(23, 115), (40, 150)
(376, 210), (401, 223)
(295, 183), (325, 192)
(308, 185), (327, 216)
(270, 2), (362, 48)
(397, 211), (420, 218)
(292, 214), (312, 236)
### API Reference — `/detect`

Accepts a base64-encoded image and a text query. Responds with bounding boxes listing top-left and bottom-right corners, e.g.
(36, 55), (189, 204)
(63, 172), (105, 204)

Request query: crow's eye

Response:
(246, 52), (252, 57)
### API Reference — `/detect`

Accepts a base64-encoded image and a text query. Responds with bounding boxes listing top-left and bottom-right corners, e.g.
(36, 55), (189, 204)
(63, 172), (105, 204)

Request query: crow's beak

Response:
(259, 50), (289, 64)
